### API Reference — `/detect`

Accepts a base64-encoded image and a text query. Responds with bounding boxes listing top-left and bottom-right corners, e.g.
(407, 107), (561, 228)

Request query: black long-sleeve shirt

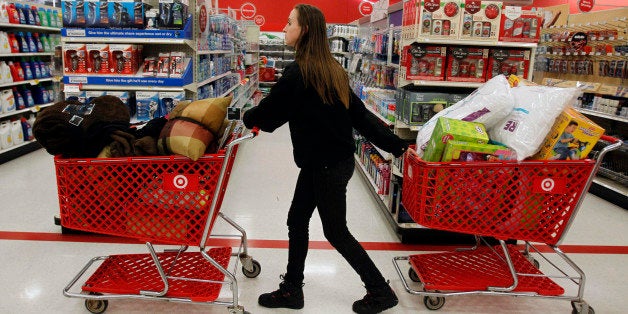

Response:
(243, 62), (408, 168)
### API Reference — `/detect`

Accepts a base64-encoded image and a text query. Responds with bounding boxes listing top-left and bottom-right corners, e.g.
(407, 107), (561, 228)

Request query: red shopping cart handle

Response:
(250, 127), (260, 137)
(600, 135), (620, 144)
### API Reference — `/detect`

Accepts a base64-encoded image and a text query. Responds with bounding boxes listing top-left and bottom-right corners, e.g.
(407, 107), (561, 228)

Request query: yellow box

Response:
(533, 107), (604, 160)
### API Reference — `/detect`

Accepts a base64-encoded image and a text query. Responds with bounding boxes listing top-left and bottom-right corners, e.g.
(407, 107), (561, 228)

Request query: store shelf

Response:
(590, 176), (628, 209)
(395, 119), (421, 131)
(364, 104), (395, 127)
(196, 71), (234, 88)
(197, 50), (232, 55)
(0, 140), (41, 165)
(577, 108), (628, 124)
(0, 78), (55, 88)
(0, 102), (54, 119)
(410, 80), (484, 88)
(0, 22), (60, 32)
(408, 38), (537, 48)
(0, 52), (56, 57)
(354, 154), (390, 207)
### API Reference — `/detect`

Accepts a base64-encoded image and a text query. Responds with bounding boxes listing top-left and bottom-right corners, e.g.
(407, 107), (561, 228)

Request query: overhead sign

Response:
(359, 1), (374, 16)
(577, 0), (595, 13)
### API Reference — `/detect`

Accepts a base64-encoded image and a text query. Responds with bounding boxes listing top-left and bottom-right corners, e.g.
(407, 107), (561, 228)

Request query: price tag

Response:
(64, 84), (81, 93)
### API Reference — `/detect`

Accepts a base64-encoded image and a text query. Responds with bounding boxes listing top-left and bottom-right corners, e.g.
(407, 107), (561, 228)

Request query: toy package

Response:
(441, 140), (516, 162)
(445, 46), (489, 82)
(423, 117), (489, 162)
(459, 0), (502, 41)
(499, 6), (542, 43)
(533, 106), (604, 160)
(418, 0), (462, 39)
(487, 48), (530, 79)
(404, 43), (447, 81)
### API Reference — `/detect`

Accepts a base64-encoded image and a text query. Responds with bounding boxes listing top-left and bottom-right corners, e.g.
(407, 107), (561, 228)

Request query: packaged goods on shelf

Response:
(158, 91), (185, 117)
(533, 107), (605, 160)
(499, 6), (541, 43)
(487, 48), (530, 79)
(135, 91), (160, 121)
(63, 43), (87, 73)
(418, 0), (462, 39)
(459, 0), (501, 41)
(86, 44), (110, 74)
(423, 117), (489, 162)
(445, 46), (489, 82)
(403, 43), (446, 81)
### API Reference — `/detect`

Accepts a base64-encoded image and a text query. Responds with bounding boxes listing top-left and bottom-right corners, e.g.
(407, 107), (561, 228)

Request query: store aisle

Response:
(0, 125), (626, 314)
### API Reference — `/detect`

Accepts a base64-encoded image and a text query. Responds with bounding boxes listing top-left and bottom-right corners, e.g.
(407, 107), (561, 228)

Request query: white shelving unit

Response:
(0, 1), (62, 164)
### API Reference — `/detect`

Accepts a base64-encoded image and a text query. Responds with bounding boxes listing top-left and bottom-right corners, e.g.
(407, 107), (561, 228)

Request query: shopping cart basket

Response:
(393, 135), (622, 313)
(59, 124), (261, 314)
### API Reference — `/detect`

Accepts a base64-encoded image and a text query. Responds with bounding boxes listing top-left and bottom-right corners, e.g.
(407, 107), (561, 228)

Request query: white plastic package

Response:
(489, 85), (580, 160)
(415, 75), (514, 155)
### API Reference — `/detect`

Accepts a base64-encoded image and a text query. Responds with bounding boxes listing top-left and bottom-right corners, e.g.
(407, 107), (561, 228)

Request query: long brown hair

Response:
(293, 4), (350, 108)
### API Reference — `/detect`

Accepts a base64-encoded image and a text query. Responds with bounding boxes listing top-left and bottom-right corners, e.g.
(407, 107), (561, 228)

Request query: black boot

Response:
(352, 283), (398, 313)
(258, 279), (304, 309)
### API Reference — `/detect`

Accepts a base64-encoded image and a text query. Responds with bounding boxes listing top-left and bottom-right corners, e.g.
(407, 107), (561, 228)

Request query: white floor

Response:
(0, 125), (626, 314)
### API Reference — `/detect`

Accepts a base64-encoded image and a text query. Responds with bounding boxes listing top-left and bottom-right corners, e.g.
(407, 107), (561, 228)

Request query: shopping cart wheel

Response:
(571, 301), (595, 314)
(242, 260), (261, 278)
(408, 268), (420, 282)
(85, 292), (108, 314)
(423, 296), (445, 310)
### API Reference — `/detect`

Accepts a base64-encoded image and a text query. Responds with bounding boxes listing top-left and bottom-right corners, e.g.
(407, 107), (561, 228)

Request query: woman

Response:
(243, 4), (407, 313)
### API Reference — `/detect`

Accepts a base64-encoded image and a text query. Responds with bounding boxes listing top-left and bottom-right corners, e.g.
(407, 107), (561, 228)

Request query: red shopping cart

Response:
(59, 123), (261, 314)
(393, 135), (622, 314)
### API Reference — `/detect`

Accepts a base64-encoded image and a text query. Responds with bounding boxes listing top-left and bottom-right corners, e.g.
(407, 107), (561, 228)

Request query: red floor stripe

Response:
(1, 231), (627, 254)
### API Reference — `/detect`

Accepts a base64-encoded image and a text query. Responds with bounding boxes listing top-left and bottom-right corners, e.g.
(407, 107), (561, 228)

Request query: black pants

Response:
(283, 157), (387, 290)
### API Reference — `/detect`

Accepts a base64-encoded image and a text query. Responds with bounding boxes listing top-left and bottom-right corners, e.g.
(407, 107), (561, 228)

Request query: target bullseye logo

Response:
(173, 175), (189, 189)
(163, 174), (199, 191)
(540, 178), (555, 192)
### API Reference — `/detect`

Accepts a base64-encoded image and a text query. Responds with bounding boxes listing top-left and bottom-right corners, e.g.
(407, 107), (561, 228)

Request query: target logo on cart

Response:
(533, 177), (566, 194)
(163, 174), (200, 191)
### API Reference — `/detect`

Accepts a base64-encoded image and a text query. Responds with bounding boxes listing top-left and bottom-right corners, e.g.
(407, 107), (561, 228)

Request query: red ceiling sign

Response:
(359, 1), (374, 16)
(577, 0), (595, 13)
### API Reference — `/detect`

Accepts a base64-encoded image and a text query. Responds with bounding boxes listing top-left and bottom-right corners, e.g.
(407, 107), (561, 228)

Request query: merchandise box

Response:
(107, 0), (144, 29)
(108, 44), (138, 74)
(61, 0), (86, 27)
(423, 117), (489, 162)
(85, 0), (109, 28)
(533, 107), (604, 160)
(402, 0), (421, 40)
(63, 43), (87, 74)
(135, 91), (160, 121)
(400, 89), (450, 125)
(445, 46), (489, 82)
(404, 43), (447, 81)
(459, 0), (502, 41)
(418, 0), (462, 39)
(86, 43), (110, 74)
(441, 140), (516, 162)
(499, 6), (542, 43)
(487, 48), (530, 79)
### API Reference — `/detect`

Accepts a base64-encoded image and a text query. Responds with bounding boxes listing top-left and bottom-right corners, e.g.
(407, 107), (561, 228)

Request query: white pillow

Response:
(415, 75), (514, 155)
(489, 85), (580, 160)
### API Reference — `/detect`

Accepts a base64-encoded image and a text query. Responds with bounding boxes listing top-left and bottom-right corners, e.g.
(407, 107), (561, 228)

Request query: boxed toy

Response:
(533, 106), (604, 160)
(499, 6), (542, 43)
(459, 0), (502, 41)
(86, 44), (110, 73)
(63, 43), (87, 74)
(404, 43), (447, 81)
(442, 140), (516, 162)
(445, 46), (489, 82)
(487, 48), (530, 79)
(419, 0), (462, 39)
(423, 117), (489, 161)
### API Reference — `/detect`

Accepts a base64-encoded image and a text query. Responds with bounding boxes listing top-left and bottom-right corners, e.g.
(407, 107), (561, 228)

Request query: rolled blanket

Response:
(33, 95), (131, 158)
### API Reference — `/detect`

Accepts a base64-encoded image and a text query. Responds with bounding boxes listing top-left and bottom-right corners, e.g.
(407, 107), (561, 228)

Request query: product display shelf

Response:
(353, 154), (390, 206)
(0, 2), (62, 164)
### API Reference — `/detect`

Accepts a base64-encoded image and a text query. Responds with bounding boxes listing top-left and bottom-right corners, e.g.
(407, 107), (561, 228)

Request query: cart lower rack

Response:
(394, 135), (622, 313)
(59, 125), (261, 314)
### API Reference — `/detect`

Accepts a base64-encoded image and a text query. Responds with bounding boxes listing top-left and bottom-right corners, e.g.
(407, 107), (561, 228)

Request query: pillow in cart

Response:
(168, 96), (233, 135)
(157, 96), (232, 160)
(157, 118), (215, 161)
